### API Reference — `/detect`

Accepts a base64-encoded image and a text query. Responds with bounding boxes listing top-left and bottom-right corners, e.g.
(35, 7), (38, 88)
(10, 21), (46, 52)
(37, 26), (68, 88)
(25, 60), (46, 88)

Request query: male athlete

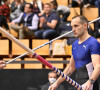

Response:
(48, 15), (100, 90)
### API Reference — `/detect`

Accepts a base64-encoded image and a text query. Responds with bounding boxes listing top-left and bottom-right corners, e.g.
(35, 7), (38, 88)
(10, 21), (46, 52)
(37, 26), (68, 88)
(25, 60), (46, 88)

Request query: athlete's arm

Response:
(0, 61), (6, 69)
(90, 54), (100, 81)
(82, 54), (100, 90)
(48, 56), (76, 90)
(56, 56), (76, 85)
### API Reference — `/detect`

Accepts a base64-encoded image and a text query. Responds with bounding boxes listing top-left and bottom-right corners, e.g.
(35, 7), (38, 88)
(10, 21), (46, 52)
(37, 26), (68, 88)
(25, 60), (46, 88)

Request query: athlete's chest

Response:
(72, 44), (91, 60)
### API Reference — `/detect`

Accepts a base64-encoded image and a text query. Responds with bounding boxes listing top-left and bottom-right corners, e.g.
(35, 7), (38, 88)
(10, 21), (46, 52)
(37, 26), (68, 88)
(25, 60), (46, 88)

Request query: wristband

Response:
(89, 79), (94, 84)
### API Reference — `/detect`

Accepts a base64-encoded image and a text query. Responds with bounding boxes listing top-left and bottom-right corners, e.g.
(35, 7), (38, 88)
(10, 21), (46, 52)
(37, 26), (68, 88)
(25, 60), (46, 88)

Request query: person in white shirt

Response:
(10, 3), (39, 39)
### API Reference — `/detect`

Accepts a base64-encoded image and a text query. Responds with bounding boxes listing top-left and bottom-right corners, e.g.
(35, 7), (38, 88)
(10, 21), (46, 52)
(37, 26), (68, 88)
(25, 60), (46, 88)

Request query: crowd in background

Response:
(0, 0), (100, 43)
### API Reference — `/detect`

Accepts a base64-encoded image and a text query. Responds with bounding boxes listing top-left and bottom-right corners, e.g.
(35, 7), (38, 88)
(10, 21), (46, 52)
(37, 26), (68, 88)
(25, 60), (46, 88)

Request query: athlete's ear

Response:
(83, 23), (88, 30)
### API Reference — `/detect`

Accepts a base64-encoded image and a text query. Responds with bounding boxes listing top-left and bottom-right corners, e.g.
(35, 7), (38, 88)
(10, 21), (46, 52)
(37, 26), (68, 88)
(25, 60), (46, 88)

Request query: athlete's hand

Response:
(82, 80), (93, 90)
(48, 82), (58, 90)
(0, 61), (6, 69)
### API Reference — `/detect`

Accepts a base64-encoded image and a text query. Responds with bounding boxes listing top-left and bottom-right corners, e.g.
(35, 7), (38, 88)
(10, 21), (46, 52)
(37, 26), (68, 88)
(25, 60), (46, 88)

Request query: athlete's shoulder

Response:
(89, 36), (97, 42)
(89, 37), (100, 45)
(89, 37), (100, 55)
(72, 39), (79, 46)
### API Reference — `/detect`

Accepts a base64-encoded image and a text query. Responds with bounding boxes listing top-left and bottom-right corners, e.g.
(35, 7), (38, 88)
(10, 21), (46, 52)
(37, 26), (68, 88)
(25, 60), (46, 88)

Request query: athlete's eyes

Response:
(74, 25), (79, 27)
(71, 24), (79, 29)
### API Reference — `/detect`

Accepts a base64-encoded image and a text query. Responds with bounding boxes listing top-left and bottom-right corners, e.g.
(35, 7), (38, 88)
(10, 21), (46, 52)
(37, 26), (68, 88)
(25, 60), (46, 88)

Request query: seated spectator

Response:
(0, 0), (10, 21)
(50, 1), (70, 22)
(50, 1), (73, 37)
(10, 0), (26, 21)
(0, 15), (10, 33)
(20, 0), (27, 11)
(30, 0), (43, 16)
(11, 0), (27, 12)
(0, 0), (10, 36)
(41, 71), (65, 90)
(34, 3), (60, 39)
(10, 3), (39, 39)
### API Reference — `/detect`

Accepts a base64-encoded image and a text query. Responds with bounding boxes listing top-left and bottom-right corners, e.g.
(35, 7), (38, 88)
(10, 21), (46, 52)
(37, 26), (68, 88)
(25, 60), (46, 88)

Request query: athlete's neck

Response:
(78, 32), (90, 44)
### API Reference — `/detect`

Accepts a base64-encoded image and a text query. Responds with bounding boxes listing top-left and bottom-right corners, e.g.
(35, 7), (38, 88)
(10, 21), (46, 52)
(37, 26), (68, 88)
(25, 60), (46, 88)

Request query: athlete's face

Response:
(71, 18), (87, 38)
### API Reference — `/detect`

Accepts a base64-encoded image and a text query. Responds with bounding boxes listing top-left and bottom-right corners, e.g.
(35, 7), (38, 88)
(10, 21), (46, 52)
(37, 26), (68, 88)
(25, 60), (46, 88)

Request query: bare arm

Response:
(46, 20), (58, 29)
(48, 56), (76, 90)
(90, 54), (100, 81)
(39, 17), (58, 29)
(82, 54), (100, 90)
(38, 10), (44, 17)
(39, 17), (45, 29)
(55, 56), (76, 86)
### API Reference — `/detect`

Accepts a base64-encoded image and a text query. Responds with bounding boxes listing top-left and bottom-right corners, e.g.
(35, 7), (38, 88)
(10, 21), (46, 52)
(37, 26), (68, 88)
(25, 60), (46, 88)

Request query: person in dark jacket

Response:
(41, 71), (65, 90)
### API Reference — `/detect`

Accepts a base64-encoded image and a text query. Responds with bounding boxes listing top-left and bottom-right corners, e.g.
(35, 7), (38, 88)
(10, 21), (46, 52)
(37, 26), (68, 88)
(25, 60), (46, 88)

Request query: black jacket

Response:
(41, 82), (65, 90)
(0, 15), (9, 30)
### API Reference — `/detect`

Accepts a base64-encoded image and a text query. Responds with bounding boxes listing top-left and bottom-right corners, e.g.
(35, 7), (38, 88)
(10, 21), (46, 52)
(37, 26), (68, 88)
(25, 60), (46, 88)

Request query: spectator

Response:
(41, 71), (65, 90)
(10, 3), (39, 39)
(0, 15), (10, 33)
(0, 0), (10, 36)
(10, 0), (25, 21)
(34, 3), (60, 39)
(20, 0), (27, 11)
(0, 0), (10, 21)
(30, 0), (43, 15)
(50, 1), (74, 37)
(50, 1), (70, 22)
